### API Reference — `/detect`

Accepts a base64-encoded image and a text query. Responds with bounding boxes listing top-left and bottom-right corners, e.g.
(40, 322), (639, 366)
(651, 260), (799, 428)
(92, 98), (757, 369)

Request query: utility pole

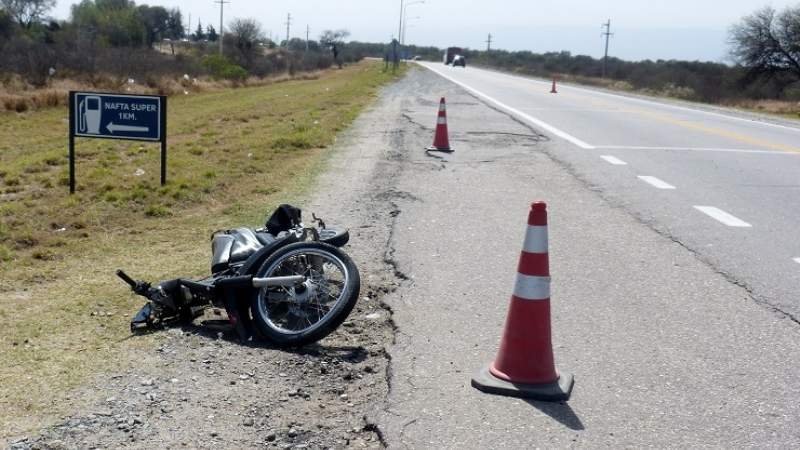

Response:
(398, 0), (404, 44)
(602, 19), (613, 78)
(486, 33), (492, 52)
(285, 13), (292, 47)
(306, 24), (310, 52)
(214, 0), (229, 55)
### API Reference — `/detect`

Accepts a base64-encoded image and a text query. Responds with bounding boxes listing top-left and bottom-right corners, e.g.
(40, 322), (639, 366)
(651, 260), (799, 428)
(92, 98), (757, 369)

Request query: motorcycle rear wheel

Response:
(250, 242), (360, 346)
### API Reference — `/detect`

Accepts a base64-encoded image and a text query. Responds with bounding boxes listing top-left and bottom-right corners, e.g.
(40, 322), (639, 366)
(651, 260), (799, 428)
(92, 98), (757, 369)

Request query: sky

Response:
(51, 0), (800, 62)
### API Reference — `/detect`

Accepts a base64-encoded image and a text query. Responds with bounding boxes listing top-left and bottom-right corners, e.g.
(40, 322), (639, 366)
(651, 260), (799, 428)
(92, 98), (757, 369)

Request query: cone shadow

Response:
(525, 400), (585, 431)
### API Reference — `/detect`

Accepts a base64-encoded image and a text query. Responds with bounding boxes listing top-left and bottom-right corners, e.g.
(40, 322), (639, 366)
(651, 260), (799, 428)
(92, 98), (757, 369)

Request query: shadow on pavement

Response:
(525, 400), (585, 431)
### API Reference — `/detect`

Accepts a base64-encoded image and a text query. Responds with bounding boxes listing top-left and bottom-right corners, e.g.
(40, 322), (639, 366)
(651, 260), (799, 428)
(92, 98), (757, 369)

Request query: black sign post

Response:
(68, 91), (168, 194)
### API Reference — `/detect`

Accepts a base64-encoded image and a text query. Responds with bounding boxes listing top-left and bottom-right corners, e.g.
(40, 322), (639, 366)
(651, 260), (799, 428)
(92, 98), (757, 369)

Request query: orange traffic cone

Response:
(471, 202), (574, 401)
(550, 78), (558, 94)
(426, 97), (454, 153)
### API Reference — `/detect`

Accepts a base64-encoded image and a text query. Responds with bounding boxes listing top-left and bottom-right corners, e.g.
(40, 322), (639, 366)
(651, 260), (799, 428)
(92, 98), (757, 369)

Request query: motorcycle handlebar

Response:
(116, 270), (138, 289)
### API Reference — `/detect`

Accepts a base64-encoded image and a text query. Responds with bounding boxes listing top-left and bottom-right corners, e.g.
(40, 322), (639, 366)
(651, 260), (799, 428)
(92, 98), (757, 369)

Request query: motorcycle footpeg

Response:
(130, 303), (179, 333)
(131, 303), (157, 333)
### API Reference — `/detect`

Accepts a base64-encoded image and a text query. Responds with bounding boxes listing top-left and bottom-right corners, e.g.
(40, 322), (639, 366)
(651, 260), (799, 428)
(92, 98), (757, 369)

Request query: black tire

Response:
(250, 242), (360, 347)
(318, 227), (349, 247)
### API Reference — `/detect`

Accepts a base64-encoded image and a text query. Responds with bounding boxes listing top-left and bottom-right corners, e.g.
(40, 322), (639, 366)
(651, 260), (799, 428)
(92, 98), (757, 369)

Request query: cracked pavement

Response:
(365, 67), (800, 447)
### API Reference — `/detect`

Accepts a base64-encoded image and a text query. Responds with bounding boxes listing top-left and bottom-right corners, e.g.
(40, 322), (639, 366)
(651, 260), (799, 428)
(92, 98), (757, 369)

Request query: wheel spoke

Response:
(259, 248), (350, 334)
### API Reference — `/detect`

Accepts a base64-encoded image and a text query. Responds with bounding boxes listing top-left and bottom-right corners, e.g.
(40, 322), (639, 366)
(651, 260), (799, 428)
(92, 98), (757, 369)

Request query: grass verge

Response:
(0, 61), (406, 438)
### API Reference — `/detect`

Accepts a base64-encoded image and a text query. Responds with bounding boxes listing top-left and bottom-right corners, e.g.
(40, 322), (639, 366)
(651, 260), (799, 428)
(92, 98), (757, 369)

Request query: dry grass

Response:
(0, 70), (328, 113)
(0, 61), (406, 438)
(725, 99), (800, 118)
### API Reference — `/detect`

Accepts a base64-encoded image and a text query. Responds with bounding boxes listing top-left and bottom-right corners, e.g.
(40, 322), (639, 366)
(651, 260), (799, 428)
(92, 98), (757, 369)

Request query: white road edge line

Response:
(637, 176), (676, 190)
(694, 206), (753, 228)
(473, 66), (800, 134)
(419, 64), (596, 149)
(600, 155), (627, 165)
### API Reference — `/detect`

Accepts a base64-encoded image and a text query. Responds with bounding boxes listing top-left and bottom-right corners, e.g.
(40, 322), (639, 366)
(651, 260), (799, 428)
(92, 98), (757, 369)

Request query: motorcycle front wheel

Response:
(250, 242), (360, 346)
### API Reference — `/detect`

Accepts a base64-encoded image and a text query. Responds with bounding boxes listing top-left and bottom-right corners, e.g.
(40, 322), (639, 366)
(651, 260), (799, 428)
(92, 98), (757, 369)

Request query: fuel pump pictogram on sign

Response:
(78, 96), (102, 134)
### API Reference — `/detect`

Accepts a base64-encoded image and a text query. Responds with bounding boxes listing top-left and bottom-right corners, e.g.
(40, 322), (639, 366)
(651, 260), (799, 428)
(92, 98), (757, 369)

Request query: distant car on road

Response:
(443, 47), (463, 65)
(452, 55), (466, 68)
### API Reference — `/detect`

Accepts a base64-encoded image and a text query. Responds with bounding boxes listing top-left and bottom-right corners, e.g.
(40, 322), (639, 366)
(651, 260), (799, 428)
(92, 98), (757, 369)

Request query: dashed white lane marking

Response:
(600, 155), (627, 165)
(793, 258), (800, 265)
(637, 176), (676, 189)
(595, 145), (792, 155)
(694, 206), (753, 228)
(420, 64), (596, 149)
(636, 175), (675, 189)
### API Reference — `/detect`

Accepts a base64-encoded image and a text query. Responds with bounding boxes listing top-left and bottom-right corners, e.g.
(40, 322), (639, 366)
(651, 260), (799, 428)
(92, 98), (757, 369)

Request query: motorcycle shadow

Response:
(167, 321), (369, 363)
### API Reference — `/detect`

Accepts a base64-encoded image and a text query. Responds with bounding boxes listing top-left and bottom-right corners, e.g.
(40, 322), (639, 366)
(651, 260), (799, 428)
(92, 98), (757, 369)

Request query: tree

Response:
(0, 9), (15, 37)
(206, 23), (217, 42)
(228, 18), (263, 67)
(730, 6), (800, 87)
(192, 20), (205, 41)
(286, 37), (306, 52)
(137, 4), (169, 47)
(71, 0), (146, 47)
(0, 0), (54, 28)
(318, 29), (349, 47)
(164, 7), (183, 40)
(319, 29), (349, 68)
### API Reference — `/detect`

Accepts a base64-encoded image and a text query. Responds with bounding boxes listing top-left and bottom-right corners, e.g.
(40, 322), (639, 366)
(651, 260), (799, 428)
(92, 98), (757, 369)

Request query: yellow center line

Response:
(529, 81), (800, 154)
(631, 108), (800, 154)
(495, 73), (800, 153)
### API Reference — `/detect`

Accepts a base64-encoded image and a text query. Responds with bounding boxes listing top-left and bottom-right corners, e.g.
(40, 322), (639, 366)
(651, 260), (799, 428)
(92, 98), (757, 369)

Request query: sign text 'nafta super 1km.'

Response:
(73, 92), (163, 141)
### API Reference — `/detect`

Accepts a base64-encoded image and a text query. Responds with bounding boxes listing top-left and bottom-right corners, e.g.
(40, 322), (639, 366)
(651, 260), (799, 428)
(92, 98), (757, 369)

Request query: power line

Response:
(214, 0), (230, 55)
(602, 19), (613, 78)
(486, 33), (493, 52)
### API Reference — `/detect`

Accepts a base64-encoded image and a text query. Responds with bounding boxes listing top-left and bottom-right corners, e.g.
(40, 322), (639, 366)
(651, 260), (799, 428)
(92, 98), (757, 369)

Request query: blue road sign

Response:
(73, 93), (162, 141)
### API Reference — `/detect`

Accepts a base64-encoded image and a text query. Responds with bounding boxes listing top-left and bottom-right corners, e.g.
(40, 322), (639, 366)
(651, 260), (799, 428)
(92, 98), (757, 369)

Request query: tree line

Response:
(3, 1), (799, 107)
(351, 5), (800, 105)
(0, 0), (355, 88)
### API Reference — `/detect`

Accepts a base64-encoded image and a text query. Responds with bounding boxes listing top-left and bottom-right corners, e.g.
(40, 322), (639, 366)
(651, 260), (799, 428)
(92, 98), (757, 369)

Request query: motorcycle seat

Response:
(211, 228), (278, 273)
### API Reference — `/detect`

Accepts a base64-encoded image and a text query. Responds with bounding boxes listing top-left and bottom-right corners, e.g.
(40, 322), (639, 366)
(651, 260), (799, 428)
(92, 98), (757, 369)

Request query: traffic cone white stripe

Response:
(522, 226), (549, 254)
(437, 117), (447, 125)
(512, 274), (551, 301)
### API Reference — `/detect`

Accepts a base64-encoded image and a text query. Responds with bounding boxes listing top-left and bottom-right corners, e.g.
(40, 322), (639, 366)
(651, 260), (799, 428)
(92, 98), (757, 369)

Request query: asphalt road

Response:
(367, 66), (800, 447)
(419, 62), (800, 322)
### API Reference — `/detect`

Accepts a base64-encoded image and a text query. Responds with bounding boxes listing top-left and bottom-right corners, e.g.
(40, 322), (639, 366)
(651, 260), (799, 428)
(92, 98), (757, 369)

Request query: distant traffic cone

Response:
(550, 78), (558, 94)
(471, 202), (574, 401)
(426, 97), (454, 153)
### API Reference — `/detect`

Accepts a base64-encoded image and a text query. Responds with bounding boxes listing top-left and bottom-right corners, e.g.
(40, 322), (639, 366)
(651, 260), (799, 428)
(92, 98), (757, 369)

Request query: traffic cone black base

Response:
(426, 145), (454, 153)
(471, 367), (574, 401)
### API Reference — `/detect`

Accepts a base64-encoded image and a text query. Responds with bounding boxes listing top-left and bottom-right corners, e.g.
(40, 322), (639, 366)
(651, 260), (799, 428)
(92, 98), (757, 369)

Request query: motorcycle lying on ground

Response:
(116, 205), (360, 347)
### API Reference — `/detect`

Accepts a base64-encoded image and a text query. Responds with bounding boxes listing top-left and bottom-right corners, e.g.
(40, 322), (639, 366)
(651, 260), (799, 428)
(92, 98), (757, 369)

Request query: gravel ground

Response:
(6, 68), (424, 450)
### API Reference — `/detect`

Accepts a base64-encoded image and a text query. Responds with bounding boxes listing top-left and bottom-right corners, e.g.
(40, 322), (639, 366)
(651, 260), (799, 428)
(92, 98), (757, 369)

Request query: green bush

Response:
(0, 244), (13, 262)
(145, 204), (172, 217)
(202, 55), (248, 81)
